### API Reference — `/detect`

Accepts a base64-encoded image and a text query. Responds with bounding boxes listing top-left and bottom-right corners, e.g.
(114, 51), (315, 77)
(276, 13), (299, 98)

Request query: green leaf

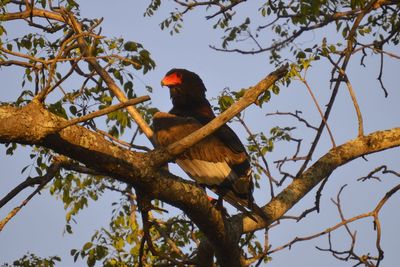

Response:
(83, 242), (93, 251)
(86, 254), (95, 267)
(69, 105), (77, 115)
(297, 51), (306, 58)
(124, 41), (137, 52)
(114, 238), (124, 251)
(66, 224), (73, 234)
(70, 249), (77, 256)
(272, 85), (280, 95)
(96, 246), (107, 260)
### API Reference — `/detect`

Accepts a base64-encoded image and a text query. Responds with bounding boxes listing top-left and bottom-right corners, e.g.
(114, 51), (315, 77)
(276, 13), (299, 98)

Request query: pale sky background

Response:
(1, 1), (399, 266)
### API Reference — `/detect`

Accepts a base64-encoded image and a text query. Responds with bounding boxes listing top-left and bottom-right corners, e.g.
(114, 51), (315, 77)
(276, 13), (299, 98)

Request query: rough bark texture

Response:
(0, 101), (242, 266)
(1, 100), (399, 266)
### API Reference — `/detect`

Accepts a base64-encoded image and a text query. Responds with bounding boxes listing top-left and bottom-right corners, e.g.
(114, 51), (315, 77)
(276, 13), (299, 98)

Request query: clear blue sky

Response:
(1, 1), (399, 266)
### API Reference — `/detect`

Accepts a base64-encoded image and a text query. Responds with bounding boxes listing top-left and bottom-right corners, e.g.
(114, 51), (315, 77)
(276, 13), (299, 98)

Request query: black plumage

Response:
(153, 68), (257, 214)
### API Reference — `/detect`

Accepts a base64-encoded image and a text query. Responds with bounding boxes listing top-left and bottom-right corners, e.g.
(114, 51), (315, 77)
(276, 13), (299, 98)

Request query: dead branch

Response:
(358, 165), (400, 182)
(266, 183), (400, 261)
(285, 177), (329, 222)
(266, 110), (318, 130)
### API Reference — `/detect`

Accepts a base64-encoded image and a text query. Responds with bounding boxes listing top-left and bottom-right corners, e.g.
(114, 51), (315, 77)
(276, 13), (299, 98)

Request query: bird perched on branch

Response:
(153, 68), (262, 219)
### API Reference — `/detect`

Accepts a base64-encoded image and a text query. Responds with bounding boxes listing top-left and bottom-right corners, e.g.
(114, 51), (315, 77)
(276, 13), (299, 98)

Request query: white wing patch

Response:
(176, 159), (238, 185)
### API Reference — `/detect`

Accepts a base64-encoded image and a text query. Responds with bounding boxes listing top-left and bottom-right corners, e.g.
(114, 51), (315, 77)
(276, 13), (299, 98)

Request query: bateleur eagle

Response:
(153, 68), (257, 216)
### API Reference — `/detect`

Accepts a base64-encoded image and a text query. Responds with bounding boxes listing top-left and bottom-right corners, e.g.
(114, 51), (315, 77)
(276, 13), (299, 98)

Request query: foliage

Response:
(1, 253), (61, 267)
(0, 0), (399, 267)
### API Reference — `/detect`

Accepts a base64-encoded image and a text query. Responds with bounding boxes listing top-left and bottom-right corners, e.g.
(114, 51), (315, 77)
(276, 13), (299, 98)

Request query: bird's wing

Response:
(153, 112), (251, 196)
(153, 112), (269, 222)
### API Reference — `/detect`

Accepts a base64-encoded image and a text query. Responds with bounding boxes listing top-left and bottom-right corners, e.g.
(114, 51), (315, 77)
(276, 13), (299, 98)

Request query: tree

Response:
(0, 0), (399, 266)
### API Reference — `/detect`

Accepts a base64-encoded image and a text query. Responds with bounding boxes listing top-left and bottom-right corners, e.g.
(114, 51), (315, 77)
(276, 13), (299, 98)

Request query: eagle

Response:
(153, 68), (261, 218)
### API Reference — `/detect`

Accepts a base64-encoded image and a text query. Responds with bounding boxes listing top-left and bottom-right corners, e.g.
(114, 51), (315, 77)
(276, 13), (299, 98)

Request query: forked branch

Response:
(0, 157), (69, 232)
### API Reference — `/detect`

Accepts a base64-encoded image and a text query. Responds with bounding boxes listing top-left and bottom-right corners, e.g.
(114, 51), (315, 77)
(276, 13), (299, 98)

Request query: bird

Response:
(152, 68), (260, 218)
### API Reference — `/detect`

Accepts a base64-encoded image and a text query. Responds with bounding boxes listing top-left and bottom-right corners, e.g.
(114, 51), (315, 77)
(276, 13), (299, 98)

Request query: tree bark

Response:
(0, 101), (242, 266)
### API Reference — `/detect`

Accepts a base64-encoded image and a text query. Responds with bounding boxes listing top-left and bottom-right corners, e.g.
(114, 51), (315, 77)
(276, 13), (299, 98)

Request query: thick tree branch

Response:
(0, 101), (242, 266)
(0, 7), (65, 23)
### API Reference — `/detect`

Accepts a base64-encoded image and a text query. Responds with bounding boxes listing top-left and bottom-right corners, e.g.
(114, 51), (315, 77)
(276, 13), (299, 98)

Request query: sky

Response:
(0, 1), (399, 266)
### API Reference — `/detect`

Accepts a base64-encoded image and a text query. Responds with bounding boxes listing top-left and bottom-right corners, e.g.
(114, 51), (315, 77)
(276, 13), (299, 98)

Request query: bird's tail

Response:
(212, 188), (268, 223)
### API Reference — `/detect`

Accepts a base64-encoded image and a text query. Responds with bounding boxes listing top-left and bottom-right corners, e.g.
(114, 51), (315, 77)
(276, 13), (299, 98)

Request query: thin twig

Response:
(300, 78), (336, 147)
(267, 182), (400, 266)
(237, 116), (276, 198)
(266, 110), (318, 130)
(58, 96), (150, 130)
(95, 128), (151, 152)
(358, 165), (400, 181)
(326, 54), (364, 136)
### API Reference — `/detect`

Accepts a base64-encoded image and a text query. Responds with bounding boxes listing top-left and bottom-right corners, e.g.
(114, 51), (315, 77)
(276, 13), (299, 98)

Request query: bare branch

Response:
(300, 78), (336, 147)
(95, 128), (151, 152)
(238, 127), (400, 233)
(267, 183), (400, 259)
(287, 177), (329, 222)
(358, 165), (400, 182)
(0, 158), (67, 232)
(266, 110), (318, 130)
(326, 55), (364, 137)
(0, 176), (42, 209)
(377, 51), (389, 98)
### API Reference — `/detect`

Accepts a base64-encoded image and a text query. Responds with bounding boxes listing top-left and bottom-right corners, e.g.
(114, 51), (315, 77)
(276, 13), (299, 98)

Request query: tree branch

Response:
(58, 96), (150, 130)
(235, 127), (400, 233)
(0, 158), (67, 232)
(297, 0), (380, 176)
(0, 101), (242, 266)
(62, 8), (155, 141)
(267, 183), (400, 259)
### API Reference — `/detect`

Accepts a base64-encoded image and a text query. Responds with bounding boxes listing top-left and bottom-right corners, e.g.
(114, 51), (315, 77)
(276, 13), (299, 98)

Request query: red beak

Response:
(161, 72), (182, 86)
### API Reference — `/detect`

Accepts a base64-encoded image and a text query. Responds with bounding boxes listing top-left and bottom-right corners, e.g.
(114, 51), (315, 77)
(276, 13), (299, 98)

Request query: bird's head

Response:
(161, 69), (207, 97)
(161, 68), (214, 118)
(161, 68), (205, 87)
